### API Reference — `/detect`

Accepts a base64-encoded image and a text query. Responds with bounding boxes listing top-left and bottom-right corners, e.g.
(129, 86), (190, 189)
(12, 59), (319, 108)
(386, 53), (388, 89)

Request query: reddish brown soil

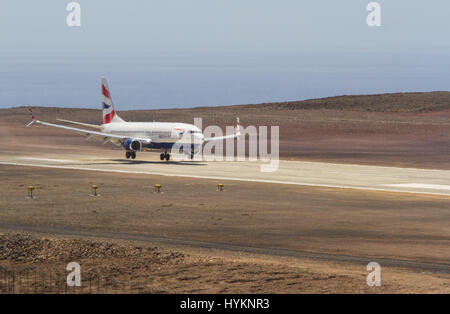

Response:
(1, 91), (449, 169)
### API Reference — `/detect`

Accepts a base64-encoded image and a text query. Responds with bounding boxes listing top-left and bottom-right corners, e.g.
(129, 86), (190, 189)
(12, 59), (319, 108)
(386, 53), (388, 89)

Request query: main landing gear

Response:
(160, 152), (170, 161)
(125, 151), (136, 159)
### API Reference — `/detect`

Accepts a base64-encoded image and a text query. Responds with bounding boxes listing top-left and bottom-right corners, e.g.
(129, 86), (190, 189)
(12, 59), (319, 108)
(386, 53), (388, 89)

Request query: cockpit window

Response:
(188, 130), (202, 134)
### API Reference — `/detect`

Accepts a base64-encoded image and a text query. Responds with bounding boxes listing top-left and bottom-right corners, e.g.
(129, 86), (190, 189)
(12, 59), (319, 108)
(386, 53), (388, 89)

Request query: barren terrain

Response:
(1, 232), (449, 294)
(0, 165), (448, 293)
(0, 92), (449, 293)
(1, 91), (450, 169)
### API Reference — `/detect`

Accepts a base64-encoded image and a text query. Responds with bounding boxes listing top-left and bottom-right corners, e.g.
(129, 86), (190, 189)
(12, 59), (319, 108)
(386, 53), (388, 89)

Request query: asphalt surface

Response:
(0, 150), (449, 196)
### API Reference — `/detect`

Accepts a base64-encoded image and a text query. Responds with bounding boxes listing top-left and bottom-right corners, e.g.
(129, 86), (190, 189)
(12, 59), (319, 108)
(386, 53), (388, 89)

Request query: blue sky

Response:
(0, 1), (449, 109)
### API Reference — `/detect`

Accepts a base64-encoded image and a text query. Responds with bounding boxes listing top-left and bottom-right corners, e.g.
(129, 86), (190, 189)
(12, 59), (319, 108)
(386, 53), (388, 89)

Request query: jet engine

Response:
(122, 138), (142, 151)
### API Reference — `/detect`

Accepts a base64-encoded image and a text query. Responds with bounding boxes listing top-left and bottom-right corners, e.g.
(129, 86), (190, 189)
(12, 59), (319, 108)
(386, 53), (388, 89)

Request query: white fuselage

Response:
(102, 122), (204, 145)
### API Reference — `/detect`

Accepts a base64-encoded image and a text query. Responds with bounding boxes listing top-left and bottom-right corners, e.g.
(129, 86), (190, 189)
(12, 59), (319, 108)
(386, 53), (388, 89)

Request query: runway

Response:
(1, 150), (449, 196)
(1, 148), (450, 290)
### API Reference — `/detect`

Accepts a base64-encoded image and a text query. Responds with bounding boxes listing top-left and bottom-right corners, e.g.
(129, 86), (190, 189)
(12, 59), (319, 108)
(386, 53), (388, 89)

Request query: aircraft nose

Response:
(195, 133), (204, 141)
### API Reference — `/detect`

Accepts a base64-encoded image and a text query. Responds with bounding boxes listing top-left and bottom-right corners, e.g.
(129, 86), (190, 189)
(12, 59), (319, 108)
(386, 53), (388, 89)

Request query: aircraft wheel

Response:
(160, 153), (165, 161)
(125, 151), (131, 159)
(131, 151), (136, 159)
(165, 154), (170, 161)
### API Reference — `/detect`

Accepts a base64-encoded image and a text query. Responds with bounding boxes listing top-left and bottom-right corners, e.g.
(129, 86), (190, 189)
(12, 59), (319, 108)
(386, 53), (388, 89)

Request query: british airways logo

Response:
(102, 102), (111, 109)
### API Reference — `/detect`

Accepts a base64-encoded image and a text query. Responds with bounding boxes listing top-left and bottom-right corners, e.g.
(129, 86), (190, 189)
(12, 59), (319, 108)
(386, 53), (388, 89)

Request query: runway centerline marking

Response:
(1, 161), (450, 196)
(382, 183), (450, 191)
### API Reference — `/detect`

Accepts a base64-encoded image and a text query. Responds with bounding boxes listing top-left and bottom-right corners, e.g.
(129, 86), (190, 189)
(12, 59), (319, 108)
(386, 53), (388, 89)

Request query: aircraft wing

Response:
(203, 133), (240, 141)
(56, 118), (103, 130)
(203, 117), (241, 142)
(26, 119), (151, 144)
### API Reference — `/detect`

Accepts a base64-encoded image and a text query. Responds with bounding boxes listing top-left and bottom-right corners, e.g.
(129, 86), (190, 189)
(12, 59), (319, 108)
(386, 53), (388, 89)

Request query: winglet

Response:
(25, 106), (36, 127)
(236, 117), (241, 137)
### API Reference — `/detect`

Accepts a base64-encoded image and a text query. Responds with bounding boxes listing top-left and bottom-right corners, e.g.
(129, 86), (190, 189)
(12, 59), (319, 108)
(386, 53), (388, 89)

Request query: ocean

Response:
(1, 52), (449, 110)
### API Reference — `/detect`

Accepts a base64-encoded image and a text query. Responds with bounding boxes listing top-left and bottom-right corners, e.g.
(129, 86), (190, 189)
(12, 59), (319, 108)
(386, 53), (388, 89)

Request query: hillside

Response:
(240, 92), (450, 113)
(1, 91), (449, 169)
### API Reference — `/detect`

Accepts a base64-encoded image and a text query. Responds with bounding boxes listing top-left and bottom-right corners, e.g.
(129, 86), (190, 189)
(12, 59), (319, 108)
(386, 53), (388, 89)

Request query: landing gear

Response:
(160, 152), (170, 161)
(126, 151), (136, 159)
(190, 149), (194, 160)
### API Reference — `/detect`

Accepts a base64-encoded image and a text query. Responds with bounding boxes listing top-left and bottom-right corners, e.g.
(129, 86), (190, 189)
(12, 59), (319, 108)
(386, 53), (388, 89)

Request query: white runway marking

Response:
(383, 183), (450, 191)
(18, 157), (76, 163)
(1, 161), (450, 196)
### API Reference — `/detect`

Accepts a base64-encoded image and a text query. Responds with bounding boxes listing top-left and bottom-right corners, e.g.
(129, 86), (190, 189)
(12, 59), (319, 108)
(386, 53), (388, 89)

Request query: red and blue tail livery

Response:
(101, 77), (123, 124)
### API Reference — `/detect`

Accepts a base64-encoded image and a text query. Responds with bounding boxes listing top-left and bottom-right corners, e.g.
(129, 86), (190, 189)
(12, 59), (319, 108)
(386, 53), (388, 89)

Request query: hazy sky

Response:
(1, 1), (449, 109)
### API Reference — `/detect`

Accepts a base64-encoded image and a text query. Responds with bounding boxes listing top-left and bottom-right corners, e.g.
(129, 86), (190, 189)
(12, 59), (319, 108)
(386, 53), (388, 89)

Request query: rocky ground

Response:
(1, 232), (449, 294)
(0, 233), (184, 264)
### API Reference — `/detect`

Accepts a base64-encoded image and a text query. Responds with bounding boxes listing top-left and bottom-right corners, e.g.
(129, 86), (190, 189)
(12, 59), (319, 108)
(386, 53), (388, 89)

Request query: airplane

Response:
(26, 77), (241, 161)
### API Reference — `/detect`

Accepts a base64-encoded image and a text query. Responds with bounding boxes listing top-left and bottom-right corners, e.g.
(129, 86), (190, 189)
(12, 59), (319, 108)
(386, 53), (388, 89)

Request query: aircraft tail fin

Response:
(101, 77), (124, 124)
